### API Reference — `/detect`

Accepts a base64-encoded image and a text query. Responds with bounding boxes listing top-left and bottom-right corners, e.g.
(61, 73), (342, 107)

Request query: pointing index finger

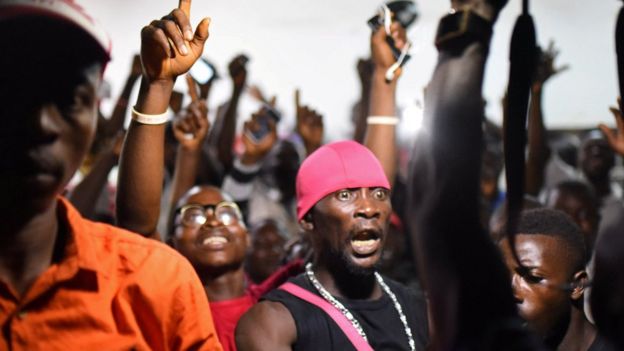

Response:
(179, 0), (191, 18)
(295, 89), (301, 110)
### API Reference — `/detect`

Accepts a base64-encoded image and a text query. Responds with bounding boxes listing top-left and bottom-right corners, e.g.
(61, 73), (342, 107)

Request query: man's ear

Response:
(570, 270), (588, 300)
(299, 212), (314, 232)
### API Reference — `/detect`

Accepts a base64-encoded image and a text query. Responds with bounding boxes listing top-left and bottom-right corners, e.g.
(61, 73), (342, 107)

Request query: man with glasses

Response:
(116, 14), (302, 351)
(168, 185), (255, 351)
(0, 0), (221, 349)
(119, 181), (301, 351)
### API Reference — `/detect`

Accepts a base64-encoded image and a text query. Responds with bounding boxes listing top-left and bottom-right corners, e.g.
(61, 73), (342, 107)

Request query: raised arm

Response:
(352, 58), (374, 143)
(168, 99), (210, 210)
(406, 0), (540, 349)
(221, 108), (277, 210)
(116, 0), (210, 238)
(364, 21), (405, 186)
(214, 55), (248, 172)
(68, 132), (123, 219)
(102, 55), (142, 138)
(525, 42), (568, 195)
(295, 90), (324, 156)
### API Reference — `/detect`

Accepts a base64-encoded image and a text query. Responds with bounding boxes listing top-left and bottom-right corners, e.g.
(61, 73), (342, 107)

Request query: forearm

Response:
(116, 79), (172, 237)
(68, 151), (117, 219)
(169, 145), (201, 209)
(525, 86), (551, 195)
(217, 88), (243, 170)
(364, 69), (397, 186)
(410, 40), (517, 347)
(353, 83), (372, 143)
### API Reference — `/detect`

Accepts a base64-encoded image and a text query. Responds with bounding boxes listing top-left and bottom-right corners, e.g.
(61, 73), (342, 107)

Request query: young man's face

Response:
(172, 187), (249, 272)
(310, 187), (391, 275)
(579, 138), (614, 181)
(499, 234), (580, 338)
(246, 222), (286, 283)
(0, 19), (101, 216)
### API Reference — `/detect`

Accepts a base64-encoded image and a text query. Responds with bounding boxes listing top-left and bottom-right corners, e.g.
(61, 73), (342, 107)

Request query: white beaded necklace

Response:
(305, 263), (416, 351)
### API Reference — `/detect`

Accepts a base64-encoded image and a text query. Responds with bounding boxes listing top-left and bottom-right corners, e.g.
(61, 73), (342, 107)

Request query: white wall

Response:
(81, 0), (622, 141)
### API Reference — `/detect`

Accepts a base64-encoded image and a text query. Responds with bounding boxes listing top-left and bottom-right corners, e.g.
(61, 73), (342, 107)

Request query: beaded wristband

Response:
(131, 106), (170, 125)
(366, 116), (400, 125)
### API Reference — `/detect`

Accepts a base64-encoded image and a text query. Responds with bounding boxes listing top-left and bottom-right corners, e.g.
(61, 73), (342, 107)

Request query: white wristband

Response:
(131, 106), (170, 125)
(367, 116), (400, 125)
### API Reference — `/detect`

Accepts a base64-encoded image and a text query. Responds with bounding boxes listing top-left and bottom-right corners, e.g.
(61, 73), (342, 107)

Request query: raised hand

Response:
(371, 21), (406, 75)
(228, 54), (249, 91)
(173, 100), (210, 150)
(450, 0), (508, 22)
(241, 108), (278, 165)
(295, 89), (323, 154)
(140, 0), (210, 84)
(533, 41), (570, 90)
(248, 85), (276, 107)
(599, 98), (624, 156)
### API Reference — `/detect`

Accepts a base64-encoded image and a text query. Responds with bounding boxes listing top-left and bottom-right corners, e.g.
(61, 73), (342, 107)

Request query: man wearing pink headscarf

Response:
(236, 140), (428, 351)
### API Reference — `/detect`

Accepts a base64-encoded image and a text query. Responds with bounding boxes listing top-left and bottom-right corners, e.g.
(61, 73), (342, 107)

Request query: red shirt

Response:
(209, 295), (254, 351)
(0, 198), (222, 351)
(209, 260), (304, 351)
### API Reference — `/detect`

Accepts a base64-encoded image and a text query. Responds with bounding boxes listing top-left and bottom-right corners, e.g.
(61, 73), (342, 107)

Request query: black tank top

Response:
(262, 274), (429, 350)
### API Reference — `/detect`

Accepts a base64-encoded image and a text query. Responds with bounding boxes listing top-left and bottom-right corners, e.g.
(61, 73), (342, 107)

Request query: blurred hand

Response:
(248, 85), (277, 107)
(248, 85), (266, 103)
(140, 0), (210, 84)
(295, 89), (323, 153)
(173, 100), (210, 150)
(228, 54), (249, 90)
(533, 41), (569, 91)
(599, 98), (624, 156)
(371, 21), (407, 73)
(450, 0), (508, 22)
(241, 108), (278, 164)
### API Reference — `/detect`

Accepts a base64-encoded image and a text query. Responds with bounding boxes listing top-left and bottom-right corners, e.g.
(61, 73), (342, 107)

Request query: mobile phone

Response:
(367, 3), (411, 64)
(246, 105), (281, 143)
(367, 1), (415, 81)
(189, 58), (217, 85)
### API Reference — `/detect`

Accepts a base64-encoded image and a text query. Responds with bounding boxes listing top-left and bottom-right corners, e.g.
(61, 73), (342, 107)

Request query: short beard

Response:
(340, 250), (378, 277)
(322, 247), (381, 299)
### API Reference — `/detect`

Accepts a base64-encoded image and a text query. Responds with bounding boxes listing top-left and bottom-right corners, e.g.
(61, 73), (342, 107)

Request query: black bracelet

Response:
(435, 9), (493, 54)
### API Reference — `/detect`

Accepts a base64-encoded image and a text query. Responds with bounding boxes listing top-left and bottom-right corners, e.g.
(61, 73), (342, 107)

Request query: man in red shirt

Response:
(0, 0), (221, 349)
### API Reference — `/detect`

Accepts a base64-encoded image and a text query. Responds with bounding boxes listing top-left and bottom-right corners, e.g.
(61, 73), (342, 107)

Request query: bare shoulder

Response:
(235, 300), (296, 351)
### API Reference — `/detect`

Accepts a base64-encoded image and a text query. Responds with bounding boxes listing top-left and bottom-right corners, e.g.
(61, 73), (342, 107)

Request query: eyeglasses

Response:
(175, 202), (243, 228)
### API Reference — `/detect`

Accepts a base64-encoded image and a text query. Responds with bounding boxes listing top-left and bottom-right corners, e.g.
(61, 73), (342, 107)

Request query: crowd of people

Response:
(1, 0), (623, 350)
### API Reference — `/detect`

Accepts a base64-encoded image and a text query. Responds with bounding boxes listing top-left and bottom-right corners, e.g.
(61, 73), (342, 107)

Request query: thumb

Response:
(190, 17), (210, 51)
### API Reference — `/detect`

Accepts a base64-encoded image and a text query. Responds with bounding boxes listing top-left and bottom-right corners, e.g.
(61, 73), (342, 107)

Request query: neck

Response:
(199, 264), (247, 302)
(0, 202), (60, 297)
(556, 306), (597, 351)
(312, 261), (382, 300)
